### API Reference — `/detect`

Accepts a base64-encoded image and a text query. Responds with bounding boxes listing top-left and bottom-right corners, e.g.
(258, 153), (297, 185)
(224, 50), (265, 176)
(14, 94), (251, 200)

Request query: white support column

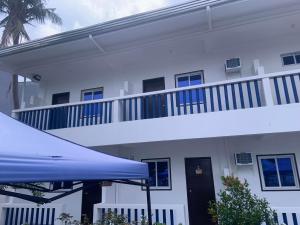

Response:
(113, 100), (121, 123)
(262, 77), (274, 106)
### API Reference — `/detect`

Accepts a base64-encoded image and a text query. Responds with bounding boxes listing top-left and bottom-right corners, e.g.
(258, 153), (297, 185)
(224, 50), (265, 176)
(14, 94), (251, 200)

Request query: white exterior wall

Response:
(21, 31), (300, 107)
(97, 133), (300, 224)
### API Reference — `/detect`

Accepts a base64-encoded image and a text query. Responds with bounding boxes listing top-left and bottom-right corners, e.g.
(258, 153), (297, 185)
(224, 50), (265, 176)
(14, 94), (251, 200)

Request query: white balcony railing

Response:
(0, 203), (64, 225)
(93, 203), (186, 225)
(12, 69), (300, 131)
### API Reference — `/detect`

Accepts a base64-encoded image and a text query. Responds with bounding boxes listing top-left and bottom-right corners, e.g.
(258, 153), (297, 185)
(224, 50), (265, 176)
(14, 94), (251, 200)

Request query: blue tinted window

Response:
(177, 72), (203, 104)
(278, 158), (295, 186)
(84, 92), (93, 101)
(177, 76), (189, 87)
(295, 54), (300, 64)
(261, 158), (279, 187)
(143, 159), (171, 189)
(282, 55), (295, 65)
(148, 162), (156, 187)
(93, 91), (103, 100)
(157, 161), (169, 187)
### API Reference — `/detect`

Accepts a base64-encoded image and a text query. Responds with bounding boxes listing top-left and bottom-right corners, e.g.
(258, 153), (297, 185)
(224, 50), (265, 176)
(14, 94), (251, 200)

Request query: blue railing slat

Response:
(25, 208), (29, 224)
(100, 103), (103, 124)
(164, 93), (168, 117)
(135, 98), (138, 120)
(209, 87), (214, 112)
(176, 92), (181, 115)
(293, 213), (298, 225)
(15, 208), (19, 225)
(155, 209), (159, 223)
(104, 102), (108, 123)
(188, 90), (193, 114)
(158, 95), (162, 117)
(238, 82), (245, 109)
(128, 209), (131, 223)
(246, 81), (253, 108)
(224, 84), (229, 110)
(283, 213), (288, 225)
(5, 208), (10, 225)
(140, 97), (144, 119)
(273, 77), (281, 105)
(152, 95), (156, 118)
(81, 105), (84, 127)
(183, 90), (187, 115)
(51, 208), (55, 225)
(134, 209), (138, 222)
(170, 209), (174, 225)
(129, 98), (132, 121)
(216, 85), (222, 111)
(162, 210), (167, 224)
(35, 208), (39, 225)
(196, 88), (201, 113)
(30, 208), (34, 225)
(254, 80), (262, 107)
(145, 96), (149, 119)
(41, 208), (45, 225)
(203, 88), (207, 112)
(46, 208), (50, 225)
(282, 76), (290, 103)
(20, 208), (24, 225)
(231, 84), (237, 109)
(290, 75), (299, 103)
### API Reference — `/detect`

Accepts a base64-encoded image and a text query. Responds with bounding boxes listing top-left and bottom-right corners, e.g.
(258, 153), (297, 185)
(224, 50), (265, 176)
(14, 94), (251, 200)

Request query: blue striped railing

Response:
(1, 207), (57, 225)
(93, 204), (185, 225)
(16, 100), (113, 130)
(13, 71), (300, 130)
(270, 73), (300, 105)
(270, 208), (300, 225)
(120, 79), (263, 121)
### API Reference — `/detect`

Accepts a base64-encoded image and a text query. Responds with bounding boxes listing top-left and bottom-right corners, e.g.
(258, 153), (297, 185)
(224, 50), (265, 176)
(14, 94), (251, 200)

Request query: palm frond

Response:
(0, 0), (62, 46)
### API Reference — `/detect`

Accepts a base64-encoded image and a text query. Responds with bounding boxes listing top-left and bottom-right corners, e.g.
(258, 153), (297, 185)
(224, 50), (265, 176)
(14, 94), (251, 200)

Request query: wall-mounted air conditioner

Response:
(225, 58), (241, 73)
(234, 152), (253, 166)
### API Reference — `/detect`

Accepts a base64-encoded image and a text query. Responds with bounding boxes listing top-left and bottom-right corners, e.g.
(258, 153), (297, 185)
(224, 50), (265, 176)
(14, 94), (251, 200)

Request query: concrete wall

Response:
(98, 133), (300, 224)
(19, 30), (300, 107)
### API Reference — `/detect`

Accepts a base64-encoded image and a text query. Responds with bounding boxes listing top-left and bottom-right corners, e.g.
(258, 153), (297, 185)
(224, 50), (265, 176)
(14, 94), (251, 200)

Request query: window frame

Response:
(80, 87), (104, 117)
(281, 52), (300, 66)
(141, 158), (172, 191)
(257, 154), (300, 191)
(81, 87), (104, 101)
(175, 70), (205, 105)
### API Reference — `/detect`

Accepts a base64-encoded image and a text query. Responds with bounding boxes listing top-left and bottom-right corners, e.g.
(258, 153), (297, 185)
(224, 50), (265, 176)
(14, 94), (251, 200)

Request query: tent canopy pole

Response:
(145, 179), (153, 225)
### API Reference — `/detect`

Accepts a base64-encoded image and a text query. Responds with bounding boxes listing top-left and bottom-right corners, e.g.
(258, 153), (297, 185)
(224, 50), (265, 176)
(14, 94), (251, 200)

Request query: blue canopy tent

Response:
(0, 112), (152, 224)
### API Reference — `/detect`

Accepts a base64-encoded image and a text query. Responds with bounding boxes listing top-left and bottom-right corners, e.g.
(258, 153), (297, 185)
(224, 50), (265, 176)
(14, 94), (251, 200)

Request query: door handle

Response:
(189, 189), (192, 193)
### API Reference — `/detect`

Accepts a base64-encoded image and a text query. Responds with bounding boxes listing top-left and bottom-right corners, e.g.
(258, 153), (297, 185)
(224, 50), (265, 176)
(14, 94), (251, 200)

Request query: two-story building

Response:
(1, 0), (300, 225)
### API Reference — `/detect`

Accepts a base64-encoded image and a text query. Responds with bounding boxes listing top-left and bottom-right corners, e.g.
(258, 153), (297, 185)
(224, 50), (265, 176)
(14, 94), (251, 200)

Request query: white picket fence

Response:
(93, 203), (186, 225)
(0, 203), (64, 225)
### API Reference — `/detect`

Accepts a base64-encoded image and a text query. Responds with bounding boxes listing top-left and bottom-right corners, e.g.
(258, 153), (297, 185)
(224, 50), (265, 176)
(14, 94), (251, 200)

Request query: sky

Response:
(26, 0), (189, 41)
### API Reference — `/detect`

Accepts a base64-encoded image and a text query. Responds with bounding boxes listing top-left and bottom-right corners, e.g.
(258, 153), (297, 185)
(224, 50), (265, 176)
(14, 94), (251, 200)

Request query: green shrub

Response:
(208, 176), (276, 225)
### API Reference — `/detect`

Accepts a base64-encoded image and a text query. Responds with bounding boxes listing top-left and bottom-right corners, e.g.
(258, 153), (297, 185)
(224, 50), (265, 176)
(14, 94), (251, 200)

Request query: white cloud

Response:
(25, 0), (188, 40)
(26, 21), (62, 40)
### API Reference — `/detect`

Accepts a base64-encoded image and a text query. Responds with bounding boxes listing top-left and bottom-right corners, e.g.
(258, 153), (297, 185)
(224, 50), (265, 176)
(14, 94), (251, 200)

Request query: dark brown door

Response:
(52, 92), (70, 105)
(49, 92), (70, 129)
(81, 182), (102, 223)
(142, 77), (166, 119)
(185, 157), (216, 225)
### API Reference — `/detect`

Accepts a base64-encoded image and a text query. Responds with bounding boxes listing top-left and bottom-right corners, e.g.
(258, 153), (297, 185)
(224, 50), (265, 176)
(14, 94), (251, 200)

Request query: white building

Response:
(1, 0), (300, 224)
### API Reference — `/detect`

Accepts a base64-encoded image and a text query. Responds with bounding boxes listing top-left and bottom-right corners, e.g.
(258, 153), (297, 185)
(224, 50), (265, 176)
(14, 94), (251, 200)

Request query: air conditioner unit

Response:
(234, 152), (253, 166)
(225, 58), (241, 73)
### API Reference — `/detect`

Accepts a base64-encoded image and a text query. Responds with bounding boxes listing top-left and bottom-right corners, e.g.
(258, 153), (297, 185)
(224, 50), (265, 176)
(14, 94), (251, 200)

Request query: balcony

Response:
(12, 69), (300, 146)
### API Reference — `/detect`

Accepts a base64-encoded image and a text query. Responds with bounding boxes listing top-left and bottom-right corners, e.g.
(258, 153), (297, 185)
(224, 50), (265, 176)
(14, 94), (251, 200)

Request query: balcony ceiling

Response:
(0, 0), (300, 72)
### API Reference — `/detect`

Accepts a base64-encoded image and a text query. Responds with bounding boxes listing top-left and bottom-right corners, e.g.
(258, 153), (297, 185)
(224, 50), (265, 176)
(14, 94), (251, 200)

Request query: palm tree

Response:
(0, 0), (62, 109)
